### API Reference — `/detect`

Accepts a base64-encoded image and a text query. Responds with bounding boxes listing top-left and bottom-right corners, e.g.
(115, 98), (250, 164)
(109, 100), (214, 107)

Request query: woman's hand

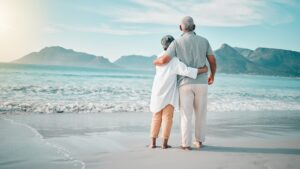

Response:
(197, 65), (208, 74)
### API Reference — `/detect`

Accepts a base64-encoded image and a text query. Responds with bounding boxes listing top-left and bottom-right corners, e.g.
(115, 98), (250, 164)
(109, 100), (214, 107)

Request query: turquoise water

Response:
(0, 63), (299, 113)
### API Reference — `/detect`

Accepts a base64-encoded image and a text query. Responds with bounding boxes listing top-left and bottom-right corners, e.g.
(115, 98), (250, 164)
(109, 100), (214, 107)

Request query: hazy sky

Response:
(0, 0), (300, 62)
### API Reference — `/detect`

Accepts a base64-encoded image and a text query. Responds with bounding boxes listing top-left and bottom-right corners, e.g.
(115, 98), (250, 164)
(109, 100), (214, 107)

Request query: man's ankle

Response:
(180, 146), (192, 150)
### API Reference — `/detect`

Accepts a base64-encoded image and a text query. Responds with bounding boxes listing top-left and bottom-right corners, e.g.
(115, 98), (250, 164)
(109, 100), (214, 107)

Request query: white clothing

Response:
(150, 52), (198, 113)
(179, 84), (208, 147)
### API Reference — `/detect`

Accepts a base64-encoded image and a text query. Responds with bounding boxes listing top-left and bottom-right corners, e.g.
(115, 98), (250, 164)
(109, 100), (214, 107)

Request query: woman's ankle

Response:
(162, 138), (169, 146)
(150, 138), (156, 145)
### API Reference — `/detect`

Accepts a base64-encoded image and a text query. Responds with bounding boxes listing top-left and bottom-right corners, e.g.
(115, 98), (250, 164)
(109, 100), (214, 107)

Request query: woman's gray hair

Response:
(161, 35), (175, 50)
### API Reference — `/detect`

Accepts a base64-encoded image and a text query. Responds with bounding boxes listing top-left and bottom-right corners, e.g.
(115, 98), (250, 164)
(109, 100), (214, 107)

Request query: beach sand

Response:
(1, 112), (300, 169)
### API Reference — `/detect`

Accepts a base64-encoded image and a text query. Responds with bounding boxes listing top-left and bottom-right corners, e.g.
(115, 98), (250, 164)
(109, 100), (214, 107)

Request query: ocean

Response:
(1, 63), (299, 114)
(0, 63), (300, 169)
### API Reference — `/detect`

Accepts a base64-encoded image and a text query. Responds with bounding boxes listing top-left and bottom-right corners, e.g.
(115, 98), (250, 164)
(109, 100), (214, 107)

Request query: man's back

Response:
(166, 32), (214, 86)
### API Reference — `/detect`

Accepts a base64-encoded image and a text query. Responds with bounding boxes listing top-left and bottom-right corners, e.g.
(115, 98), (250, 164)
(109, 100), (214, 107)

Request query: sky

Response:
(0, 0), (300, 62)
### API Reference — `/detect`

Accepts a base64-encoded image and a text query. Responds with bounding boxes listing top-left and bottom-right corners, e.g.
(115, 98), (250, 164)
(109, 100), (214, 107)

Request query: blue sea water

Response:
(0, 63), (299, 114)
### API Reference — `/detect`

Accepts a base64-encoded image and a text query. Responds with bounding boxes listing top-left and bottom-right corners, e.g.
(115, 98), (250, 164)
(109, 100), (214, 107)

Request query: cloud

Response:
(44, 0), (298, 36)
(43, 24), (152, 36)
(75, 24), (151, 35)
(85, 0), (296, 27)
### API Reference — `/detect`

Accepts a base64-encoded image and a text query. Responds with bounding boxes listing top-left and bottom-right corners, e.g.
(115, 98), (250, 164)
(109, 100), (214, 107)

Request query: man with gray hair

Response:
(154, 16), (217, 150)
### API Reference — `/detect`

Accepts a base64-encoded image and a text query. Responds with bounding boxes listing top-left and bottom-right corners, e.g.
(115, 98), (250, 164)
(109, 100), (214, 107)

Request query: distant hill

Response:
(12, 45), (300, 76)
(247, 48), (300, 76)
(233, 47), (253, 58)
(114, 55), (156, 70)
(215, 44), (271, 75)
(13, 46), (117, 69)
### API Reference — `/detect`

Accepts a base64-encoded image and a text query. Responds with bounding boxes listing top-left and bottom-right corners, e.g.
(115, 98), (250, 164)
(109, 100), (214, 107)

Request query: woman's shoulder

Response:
(156, 51), (165, 58)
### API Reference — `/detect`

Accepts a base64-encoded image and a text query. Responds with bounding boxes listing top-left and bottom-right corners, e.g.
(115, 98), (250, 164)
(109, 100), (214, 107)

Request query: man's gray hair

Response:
(181, 16), (195, 32)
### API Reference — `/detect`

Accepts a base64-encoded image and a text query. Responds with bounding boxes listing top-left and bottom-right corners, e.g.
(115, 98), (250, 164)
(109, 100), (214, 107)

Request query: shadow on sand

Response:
(198, 145), (300, 155)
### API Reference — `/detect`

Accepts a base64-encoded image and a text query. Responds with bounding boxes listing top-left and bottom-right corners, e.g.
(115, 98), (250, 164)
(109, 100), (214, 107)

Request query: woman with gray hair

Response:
(149, 35), (208, 149)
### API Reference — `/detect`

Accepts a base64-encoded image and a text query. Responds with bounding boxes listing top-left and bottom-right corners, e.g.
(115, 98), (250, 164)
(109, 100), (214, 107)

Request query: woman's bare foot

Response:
(161, 145), (172, 149)
(149, 138), (157, 149)
(180, 146), (192, 150)
(161, 138), (171, 149)
(148, 144), (157, 149)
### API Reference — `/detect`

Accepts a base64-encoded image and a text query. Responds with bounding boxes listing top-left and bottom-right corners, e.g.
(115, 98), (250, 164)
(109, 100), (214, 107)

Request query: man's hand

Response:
(207, 55), (216, 85)
(197, 65), (208, 74)
(208, 74), (214, 85)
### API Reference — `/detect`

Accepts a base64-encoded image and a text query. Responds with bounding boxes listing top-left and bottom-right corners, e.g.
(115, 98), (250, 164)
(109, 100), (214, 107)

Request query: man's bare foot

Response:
(180, 146), (192, 150)
(193, 141), (202, 149)
(161, 145), (172, 149)
(148, 144), (157, 149)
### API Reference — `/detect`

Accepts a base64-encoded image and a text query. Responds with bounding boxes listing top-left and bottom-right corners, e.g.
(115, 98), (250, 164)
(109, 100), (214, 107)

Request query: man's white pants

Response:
(179, 84), (208, 147)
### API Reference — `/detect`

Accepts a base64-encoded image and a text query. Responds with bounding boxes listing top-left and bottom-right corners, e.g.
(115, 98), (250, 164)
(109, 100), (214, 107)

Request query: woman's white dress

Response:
(150, 52), (198, 113)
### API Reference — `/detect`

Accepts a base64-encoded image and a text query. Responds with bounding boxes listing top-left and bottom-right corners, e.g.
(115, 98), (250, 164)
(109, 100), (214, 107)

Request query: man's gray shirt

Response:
(166, 32), (214, 86)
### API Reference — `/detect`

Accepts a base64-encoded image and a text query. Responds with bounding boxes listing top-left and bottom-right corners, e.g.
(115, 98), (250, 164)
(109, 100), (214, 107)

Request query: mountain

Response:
(247, 48), (300, 76)
(234, 47), (253, 58)
(12, 45), (300, 76)
(216, 44), (300, 76)
(13, 46), (117, 69)
(114, 55), (156, 70)
(215, 44), (271, 74)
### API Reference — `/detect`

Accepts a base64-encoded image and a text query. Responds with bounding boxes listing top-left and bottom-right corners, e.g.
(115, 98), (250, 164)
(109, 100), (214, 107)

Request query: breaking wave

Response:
(1, 99), (299, 114)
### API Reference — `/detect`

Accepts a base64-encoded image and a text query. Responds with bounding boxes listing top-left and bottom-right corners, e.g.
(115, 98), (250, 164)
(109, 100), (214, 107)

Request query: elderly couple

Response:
(149, 16), (217, 150)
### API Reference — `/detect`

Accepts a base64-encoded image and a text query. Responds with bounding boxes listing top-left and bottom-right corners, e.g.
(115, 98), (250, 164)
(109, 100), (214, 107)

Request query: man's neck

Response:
(181, 31), (196, 36)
